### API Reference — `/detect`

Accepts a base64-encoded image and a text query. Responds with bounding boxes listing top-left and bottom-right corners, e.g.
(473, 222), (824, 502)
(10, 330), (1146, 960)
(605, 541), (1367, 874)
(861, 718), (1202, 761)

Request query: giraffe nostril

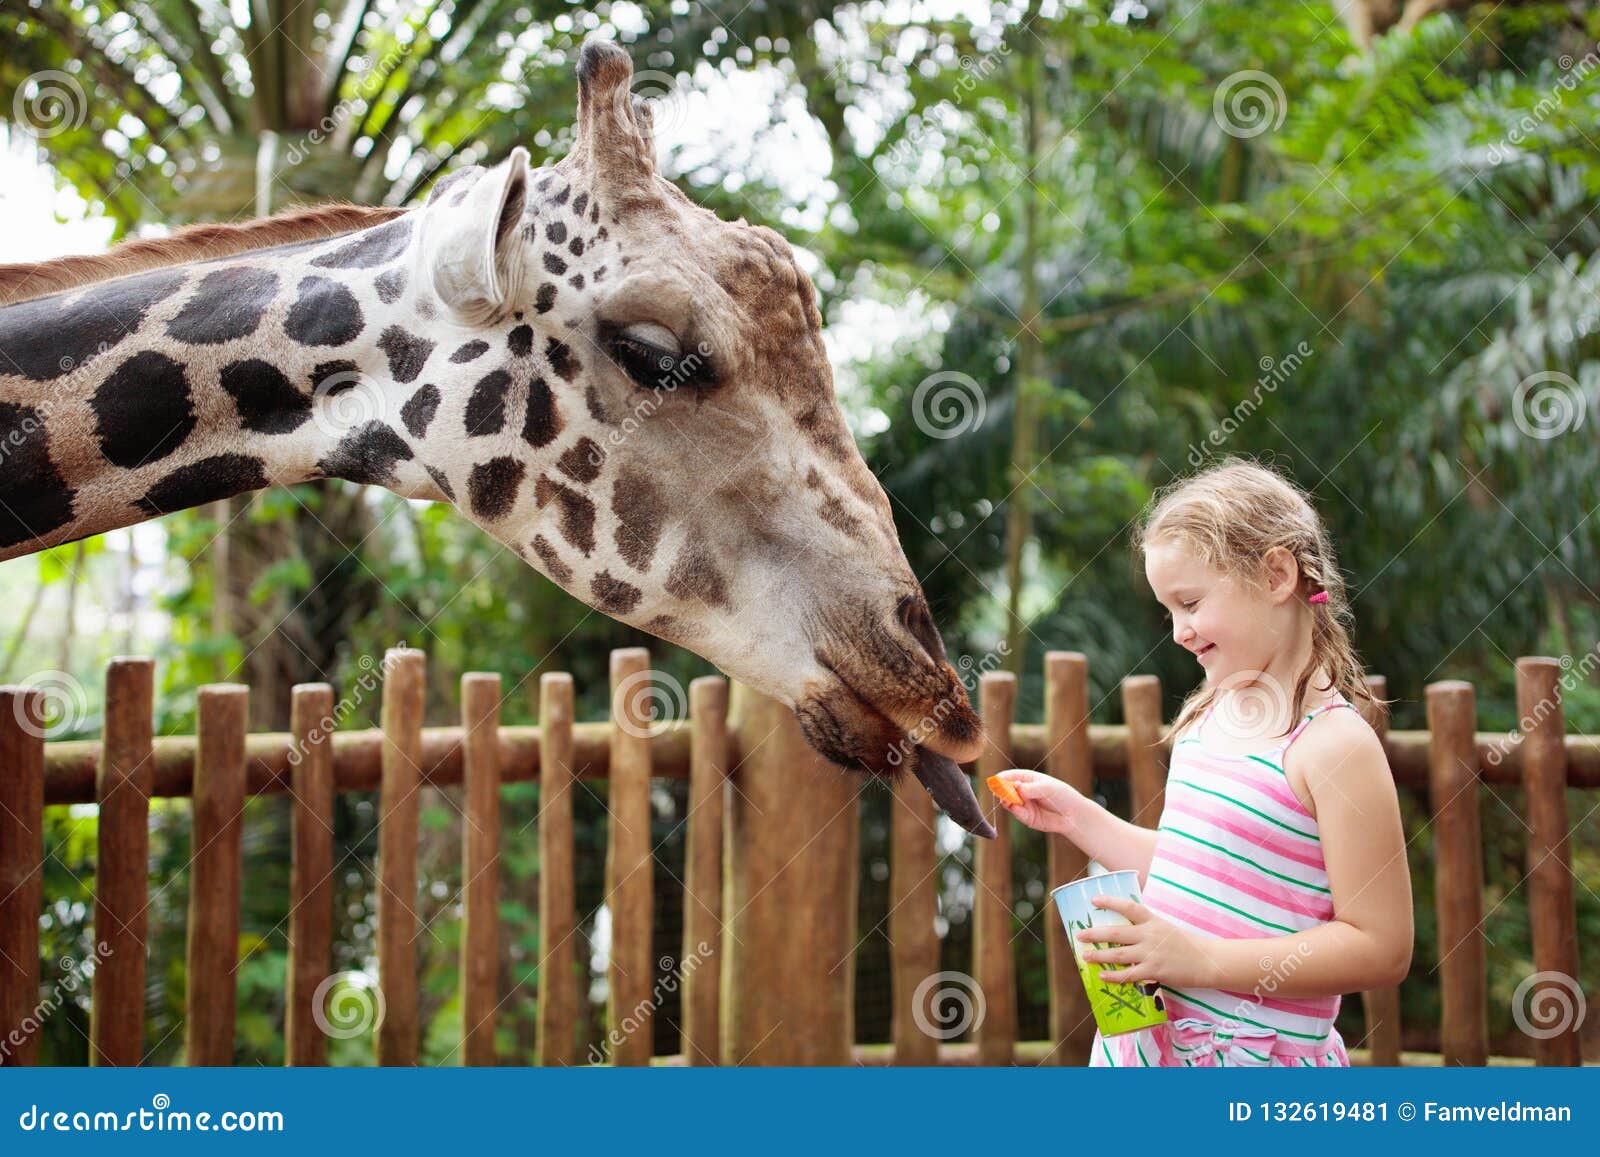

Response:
(896, 593), (948, 666)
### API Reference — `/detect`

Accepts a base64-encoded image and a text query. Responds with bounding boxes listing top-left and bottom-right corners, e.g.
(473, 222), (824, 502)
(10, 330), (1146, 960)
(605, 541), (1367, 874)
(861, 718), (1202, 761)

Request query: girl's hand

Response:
(988, 768), (1082, 836)
(1076, 895), (1217, 989)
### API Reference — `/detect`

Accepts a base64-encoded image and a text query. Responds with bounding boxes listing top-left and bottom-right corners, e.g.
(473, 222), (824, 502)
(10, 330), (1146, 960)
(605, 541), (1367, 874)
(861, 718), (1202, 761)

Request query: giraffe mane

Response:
(0, 202), (410, 307)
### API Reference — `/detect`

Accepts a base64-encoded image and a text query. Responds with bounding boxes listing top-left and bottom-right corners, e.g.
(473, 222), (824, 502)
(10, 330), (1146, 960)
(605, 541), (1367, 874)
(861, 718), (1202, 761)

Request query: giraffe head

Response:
(393, 40), (989, 833)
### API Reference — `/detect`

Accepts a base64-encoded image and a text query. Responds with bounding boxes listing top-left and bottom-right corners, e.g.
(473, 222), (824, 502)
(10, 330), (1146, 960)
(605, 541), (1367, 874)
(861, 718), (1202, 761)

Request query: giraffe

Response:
(0, 39), (996, 838)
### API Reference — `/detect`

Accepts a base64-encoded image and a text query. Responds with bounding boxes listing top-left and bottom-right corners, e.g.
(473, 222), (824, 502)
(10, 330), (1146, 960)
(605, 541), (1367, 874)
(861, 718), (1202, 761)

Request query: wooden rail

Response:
(0, 649), (1590, 1066)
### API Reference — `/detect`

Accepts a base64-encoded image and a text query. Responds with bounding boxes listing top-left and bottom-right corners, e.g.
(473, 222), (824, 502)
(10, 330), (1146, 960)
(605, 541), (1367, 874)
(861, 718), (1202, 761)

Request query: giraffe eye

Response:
(603, 321), (714, 390)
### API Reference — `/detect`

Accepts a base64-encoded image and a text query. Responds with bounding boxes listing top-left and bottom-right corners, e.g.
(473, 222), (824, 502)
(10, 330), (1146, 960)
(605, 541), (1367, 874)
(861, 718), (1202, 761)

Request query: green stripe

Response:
(1161, 987), (1328, 1041)
(1136, 1036), (1152, 1066)
(1160, 825), (1332, 895)
(1167, 776), (1318, 840)
(1239, 1047), (1272, 1063)
(1099, 1036), (1114, 1065)
(1148, 872), (1298, 933)
(1246, 753), (1285, 775)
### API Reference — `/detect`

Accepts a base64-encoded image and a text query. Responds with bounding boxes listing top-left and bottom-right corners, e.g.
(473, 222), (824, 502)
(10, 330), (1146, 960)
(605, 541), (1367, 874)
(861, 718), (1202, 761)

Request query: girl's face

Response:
(1143, 537), (1296, 684)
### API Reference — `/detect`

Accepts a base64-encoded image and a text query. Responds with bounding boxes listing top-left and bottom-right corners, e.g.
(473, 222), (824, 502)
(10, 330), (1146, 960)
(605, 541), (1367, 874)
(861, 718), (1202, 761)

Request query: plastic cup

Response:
(1051, 869), (1168, 1037)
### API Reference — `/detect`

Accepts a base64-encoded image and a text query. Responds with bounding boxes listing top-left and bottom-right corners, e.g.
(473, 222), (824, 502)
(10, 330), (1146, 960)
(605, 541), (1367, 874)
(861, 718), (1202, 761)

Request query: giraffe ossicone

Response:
(0, 38), (994, 837)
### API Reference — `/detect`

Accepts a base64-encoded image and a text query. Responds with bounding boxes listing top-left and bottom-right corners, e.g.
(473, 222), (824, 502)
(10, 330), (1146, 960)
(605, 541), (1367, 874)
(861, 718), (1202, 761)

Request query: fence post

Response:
(606, 648), (655, 1066)
(1515, 657), (1582, 1066)
(1045, 652), (1093, 1065)
(536, 672), (578, 1066)
(974, 671), (1017, 1065)
(377, 647), (425, 1066)
(1122, 674), (1165, 828)
(722, 682), (859, 1065)
(184, 683), (248, 1066)
(682, 676), (727, 1066)
(1357, 674), (1403, 1066)
(92, 658), (154, 1066)
(286, 683), (335, 1067)
(1425, 680), (1487, 1066)
(460, 672), (502, 1066)
(0, 687), (45, 1066)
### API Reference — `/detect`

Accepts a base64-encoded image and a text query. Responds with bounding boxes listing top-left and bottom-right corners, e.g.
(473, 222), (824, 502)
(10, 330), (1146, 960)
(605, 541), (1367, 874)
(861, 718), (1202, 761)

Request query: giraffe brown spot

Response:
(507, 324), (534, 357)
(220, 359), (312, 435)
(584, 385), (615, 425)
(426, 464), (455, 502)
(451, 340), (489, 363)
(591, 570), (641, 615)
(317, 421), (413, 486)
(545, 221), (567, 243)
(378, 325), (435, 383)
(135, 453), (268, 515)
(665, 537), (731, 609)
(572, 192), (589, 216)
(820, 495), (867, 542)
(285, 276), (363, 347)
(535, 283), (557, 314)
(0, 401), (76, 548)
(567, 274), (585, 291)
(556, 437), (604, 483)
(375, 268), (407, 303)
(0, 267), (185, 381)
(543, 252), (568, 276)
(568, 236), (585, 257)
(309, 360), (360, 395)
(309, 216), (413, 269)
(165, 267), (279, 344)
(534, 474), (595, 555)
(401, 384), (442, 438)
(531, 535), (572, 584)
(466, 368), (512, 436)
(544, 337), (580, 382)
(522, 375), (562, 447)
(612, 469), (664, 572)
(468, 456), (526, 520)
(91, 350), (197, 469)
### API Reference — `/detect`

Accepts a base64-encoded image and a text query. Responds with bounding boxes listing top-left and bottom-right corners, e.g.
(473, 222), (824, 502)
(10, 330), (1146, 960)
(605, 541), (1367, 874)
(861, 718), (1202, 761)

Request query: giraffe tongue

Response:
(912, 745), (996, 839)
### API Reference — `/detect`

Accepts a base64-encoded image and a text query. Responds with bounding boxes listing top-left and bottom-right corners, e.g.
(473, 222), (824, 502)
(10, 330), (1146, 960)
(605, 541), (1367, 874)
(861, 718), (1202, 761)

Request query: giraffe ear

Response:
(424, 146), (529, 324)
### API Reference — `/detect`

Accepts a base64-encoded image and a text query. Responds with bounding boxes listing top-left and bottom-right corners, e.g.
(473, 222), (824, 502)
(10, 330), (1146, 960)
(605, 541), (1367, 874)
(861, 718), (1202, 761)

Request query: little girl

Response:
(994, 457), (1413, 1066)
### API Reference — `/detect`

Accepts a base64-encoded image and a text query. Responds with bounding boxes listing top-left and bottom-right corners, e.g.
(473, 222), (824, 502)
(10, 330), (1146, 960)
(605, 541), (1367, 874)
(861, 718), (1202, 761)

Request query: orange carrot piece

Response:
(986, 774), (1023, 807)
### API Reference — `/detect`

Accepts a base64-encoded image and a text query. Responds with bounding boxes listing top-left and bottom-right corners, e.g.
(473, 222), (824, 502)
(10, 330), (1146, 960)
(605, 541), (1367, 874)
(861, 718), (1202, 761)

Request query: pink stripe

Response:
(1165, 797), (1325, 868)
(1183, 752), (1315, 820)
(1158, 846), (1334, 920)
(1162, 984), (1341, 1026)
(1147, 887), (1286, 939)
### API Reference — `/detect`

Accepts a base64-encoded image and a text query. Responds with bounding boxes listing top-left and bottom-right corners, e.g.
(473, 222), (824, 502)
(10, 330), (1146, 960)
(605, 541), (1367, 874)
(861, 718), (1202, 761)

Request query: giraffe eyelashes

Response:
(601, 320), (717, 391)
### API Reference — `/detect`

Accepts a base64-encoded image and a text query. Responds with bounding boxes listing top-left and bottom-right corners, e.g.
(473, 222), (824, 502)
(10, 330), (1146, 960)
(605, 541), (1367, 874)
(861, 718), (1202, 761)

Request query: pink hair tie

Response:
(1308, 591), (1329, 605)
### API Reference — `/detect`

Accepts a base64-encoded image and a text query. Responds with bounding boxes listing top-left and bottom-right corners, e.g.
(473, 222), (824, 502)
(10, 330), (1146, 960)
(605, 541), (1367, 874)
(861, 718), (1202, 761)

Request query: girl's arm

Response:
(1058, 788), (1160, 885)
(1187, 717), (1414, 996)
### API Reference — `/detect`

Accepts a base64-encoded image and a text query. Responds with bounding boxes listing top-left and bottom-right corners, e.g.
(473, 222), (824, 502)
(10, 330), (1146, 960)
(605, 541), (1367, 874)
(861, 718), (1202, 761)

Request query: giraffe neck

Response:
(0, 219), (464, 561)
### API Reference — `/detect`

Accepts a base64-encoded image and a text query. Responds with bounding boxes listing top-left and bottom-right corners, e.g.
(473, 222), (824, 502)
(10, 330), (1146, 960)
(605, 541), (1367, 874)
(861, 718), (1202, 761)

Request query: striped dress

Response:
(1089, 695), (1357, 1067)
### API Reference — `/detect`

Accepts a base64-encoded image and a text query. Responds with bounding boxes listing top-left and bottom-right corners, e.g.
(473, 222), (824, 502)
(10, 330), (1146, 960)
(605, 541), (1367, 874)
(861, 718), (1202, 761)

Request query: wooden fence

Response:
(0, 648), (1592, 1066)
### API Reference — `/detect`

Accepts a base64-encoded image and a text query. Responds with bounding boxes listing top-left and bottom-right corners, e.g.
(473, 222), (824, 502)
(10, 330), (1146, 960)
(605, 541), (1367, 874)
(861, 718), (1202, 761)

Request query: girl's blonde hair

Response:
(1132, 455), (1386, 742)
